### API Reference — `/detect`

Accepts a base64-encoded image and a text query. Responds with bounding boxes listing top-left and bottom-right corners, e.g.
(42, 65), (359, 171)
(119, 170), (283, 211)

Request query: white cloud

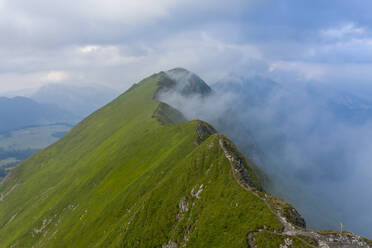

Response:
(40, 71), (68, 82)
(3, 0), (252, 29)
(1, 0), (372, 95)
(321, 23), (365, 39)
(269, 61), (326, 81)
(0, 72), (50, 92)
(77, 45), (140, 66)
(5, 0), (173, 24)
(0, 0), (261, 94)
(63, 0), (176, 24)
(80, 46), (100, 53)
(321, 37), (372, 56)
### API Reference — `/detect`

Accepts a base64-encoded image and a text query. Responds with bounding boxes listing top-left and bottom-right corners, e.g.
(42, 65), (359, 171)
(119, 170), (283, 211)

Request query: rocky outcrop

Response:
(179, 197), (189, 213)
(195, 122), (216, 144)
(218, 134), (263, 191)
(177, 197), (189, 221)
(247, 229), (371, 248)
(162, 241), (178, 248)
(190, 184), (204, 199)
(282, 205), (306, 229)
(317, 232), (371, 248)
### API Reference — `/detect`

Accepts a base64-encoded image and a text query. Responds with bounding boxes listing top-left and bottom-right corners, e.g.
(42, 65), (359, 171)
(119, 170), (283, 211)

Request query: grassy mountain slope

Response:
(0, 71), (370, 248)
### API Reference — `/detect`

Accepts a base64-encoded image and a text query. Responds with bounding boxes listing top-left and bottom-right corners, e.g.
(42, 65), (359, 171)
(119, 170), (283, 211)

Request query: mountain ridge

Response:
(0, 69), (370, 247)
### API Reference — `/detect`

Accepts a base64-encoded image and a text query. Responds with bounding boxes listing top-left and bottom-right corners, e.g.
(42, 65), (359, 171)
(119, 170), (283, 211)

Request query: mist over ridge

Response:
(159, 68), (372, 238)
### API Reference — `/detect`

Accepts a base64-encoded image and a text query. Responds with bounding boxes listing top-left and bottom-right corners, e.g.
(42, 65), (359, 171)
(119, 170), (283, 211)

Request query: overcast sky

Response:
(1, 0), (372, 93)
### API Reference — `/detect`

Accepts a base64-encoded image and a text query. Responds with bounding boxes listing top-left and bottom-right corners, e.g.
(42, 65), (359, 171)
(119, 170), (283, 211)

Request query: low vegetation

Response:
(0, 71), (370, 247)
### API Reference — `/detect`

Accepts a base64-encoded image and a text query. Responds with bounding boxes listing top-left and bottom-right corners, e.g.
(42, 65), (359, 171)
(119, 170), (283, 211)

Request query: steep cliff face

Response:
(0, 69), (370, 248)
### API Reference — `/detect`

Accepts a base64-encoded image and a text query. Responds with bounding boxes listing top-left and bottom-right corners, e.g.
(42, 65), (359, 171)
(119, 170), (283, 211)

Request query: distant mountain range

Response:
(0, 96), (76, 133)
(31, 84), (119, 118)
(0, 84), (118, 179)
(214, 74), (372, 125)
(0, 84), (119, 133)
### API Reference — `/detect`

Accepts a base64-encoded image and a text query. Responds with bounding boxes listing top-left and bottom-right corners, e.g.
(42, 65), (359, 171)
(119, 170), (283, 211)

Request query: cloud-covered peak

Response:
(165, 67), (211, 96)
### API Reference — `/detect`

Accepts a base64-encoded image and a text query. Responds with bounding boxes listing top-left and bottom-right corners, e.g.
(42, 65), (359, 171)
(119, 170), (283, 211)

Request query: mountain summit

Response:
(165, 68), (212, 96)
(0, 69), (370, 247)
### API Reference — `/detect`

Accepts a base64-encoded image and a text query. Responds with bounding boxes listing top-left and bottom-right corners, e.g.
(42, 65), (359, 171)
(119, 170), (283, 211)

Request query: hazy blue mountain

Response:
(303, 83), (372, 124)
(0, 84), (118, 178)
(0, 96), (76, 133)
(31, 84), (119, 118)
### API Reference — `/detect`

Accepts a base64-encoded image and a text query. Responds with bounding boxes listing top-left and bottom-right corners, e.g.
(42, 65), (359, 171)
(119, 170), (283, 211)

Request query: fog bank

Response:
(160, 73), (372, 238)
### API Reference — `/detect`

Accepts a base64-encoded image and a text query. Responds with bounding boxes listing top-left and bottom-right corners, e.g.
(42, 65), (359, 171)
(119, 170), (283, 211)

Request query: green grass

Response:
(252, 231), (314, 248)
(1, 71), (371, 247)
(0, 72), (283, 247)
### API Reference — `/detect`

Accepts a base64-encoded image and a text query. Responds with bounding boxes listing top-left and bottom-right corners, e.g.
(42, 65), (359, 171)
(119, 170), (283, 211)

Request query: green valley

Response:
(0, 124), (71, 179)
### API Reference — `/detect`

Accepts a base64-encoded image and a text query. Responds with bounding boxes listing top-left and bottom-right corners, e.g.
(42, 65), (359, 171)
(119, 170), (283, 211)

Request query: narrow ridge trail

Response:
(218, 134), (370, 248)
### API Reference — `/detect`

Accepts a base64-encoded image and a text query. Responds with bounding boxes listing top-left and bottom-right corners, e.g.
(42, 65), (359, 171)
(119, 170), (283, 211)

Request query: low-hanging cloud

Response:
(159, 72), (372, 238)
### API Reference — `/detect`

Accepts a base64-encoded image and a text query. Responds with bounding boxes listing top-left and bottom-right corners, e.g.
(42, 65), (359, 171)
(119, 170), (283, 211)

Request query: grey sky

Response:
(1, 0), (372, 93)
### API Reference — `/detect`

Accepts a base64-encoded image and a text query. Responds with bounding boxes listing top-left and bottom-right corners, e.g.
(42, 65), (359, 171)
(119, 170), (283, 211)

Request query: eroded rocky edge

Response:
(218, 134), (370, 248)
(152, 72), (371, 248)
(160, 127), (371, 248)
